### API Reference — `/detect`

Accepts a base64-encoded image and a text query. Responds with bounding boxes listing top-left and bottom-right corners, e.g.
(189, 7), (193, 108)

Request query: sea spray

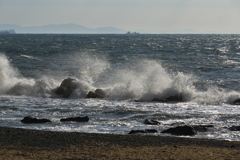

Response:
(0, 53), (57, 97)
(0, 53), (34, 94)
(106, 60), (173, 100)
(62, 52), (111, 86)
(90, 58), (197, 101)
(0, 52), (239, 104)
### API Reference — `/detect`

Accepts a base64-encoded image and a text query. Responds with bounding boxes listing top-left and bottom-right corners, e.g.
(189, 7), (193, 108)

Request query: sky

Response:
(1, 0), (240, 33)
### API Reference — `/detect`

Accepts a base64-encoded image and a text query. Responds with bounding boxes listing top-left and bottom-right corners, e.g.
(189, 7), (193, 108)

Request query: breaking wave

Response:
(0, 53), (239, 104)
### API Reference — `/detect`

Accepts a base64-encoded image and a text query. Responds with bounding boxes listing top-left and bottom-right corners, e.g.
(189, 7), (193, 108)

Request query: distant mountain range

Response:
(0, 24), (126, 34)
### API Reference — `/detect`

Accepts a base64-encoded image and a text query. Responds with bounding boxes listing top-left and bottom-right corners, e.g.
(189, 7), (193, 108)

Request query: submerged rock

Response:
(144, 119), (161, 125)
(128, 129), (158, 134)
(21, 116), (52, 124)
(161, 125), (197, 136)
(55, 78), (78, 98)
(60, 116), (89, 122)
(86, 89), (106, 98)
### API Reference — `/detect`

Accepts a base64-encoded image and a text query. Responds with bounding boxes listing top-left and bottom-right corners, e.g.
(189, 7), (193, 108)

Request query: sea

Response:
(0, 34), (240, 141)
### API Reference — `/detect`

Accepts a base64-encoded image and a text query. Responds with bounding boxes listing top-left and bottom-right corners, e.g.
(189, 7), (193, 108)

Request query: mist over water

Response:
(0, 34), (240, 141)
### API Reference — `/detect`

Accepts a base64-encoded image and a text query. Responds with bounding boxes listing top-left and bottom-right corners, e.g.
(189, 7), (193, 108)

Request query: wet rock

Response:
(86, 89), (106, 98)
(86, 91), (97, 98)
(60, 116), (89, 122)
(21, 116), (52, 124)
(55, 78), (78, 98)
(151, 94), (185, 103)
(95, 89), (106, 98)
(161, 125), (197, 136)
(229, 126), (240, 131)
(128, 129), (158, 134)
(144, 119), (161, 125)
(232, 99), (240, 105)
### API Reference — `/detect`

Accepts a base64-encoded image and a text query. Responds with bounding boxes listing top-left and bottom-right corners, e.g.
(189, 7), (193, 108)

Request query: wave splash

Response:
(0, 53), (56, 97)
(0, 53), (239, 104)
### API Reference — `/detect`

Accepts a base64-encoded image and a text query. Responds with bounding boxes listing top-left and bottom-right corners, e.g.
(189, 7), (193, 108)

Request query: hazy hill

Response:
(0, 24), (126, 34)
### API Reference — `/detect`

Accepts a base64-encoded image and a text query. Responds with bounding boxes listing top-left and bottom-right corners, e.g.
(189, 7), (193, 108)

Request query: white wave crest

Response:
(0, 52), (239, 104)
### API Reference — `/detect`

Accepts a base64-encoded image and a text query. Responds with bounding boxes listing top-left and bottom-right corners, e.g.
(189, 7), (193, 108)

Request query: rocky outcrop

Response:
(21, 116), (52, 124)
(128, 129), (158, 134)
(161, 125), (197, 136)
(144, 119), (161, 125)
(60, 116), (89, 122)
(55, 78), (78, 98)
(86, 89), (106, 98)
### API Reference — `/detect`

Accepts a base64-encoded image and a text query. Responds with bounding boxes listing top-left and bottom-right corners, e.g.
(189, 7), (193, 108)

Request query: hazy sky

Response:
(1, 0), (240, 33)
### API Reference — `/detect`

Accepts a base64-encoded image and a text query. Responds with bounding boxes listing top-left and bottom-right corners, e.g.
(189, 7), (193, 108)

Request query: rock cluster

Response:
(21, 116), (89, 124)
(54, 78), (240, 105)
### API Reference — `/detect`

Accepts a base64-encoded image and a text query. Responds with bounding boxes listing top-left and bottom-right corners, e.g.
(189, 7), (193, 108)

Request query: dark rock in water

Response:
(229, 126), (240, 131)
(60, 116), (89, 122)
(144, 119), (161, 125)
(86, 89), (106, 98)
(161, 125), (197, 136)
(151, 94), (185, 103)
(128, 129), (158, 134)
(192, 125), (214, 132)
(21, 116), (52, 124)
(95, 89), (106, 98)
(55, 78), (78, 98)
(86, 91), (97, 98)
(232, 99), (240, 105)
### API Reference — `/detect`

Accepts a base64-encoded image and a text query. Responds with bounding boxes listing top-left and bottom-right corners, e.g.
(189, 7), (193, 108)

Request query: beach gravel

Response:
(0, 127), (240, 159)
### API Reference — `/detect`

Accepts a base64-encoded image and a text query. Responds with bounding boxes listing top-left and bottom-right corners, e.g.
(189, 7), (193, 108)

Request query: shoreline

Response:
(0, 127), (240, 159)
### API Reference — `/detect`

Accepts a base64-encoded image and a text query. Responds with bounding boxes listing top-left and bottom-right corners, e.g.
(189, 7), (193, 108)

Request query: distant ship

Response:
(126, 31), (140, 35)
(0, 29), (16, 34)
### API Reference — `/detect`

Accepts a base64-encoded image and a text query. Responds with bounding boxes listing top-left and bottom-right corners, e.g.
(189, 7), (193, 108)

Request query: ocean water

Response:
(0, 34), (240, 141)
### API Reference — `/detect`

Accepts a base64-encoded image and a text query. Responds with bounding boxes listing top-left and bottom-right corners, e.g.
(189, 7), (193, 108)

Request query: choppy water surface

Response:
(0, 34), (240, 141)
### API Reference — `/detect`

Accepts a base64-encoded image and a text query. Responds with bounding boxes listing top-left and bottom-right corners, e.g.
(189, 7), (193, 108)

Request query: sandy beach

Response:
(0, 127), (239, 160)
